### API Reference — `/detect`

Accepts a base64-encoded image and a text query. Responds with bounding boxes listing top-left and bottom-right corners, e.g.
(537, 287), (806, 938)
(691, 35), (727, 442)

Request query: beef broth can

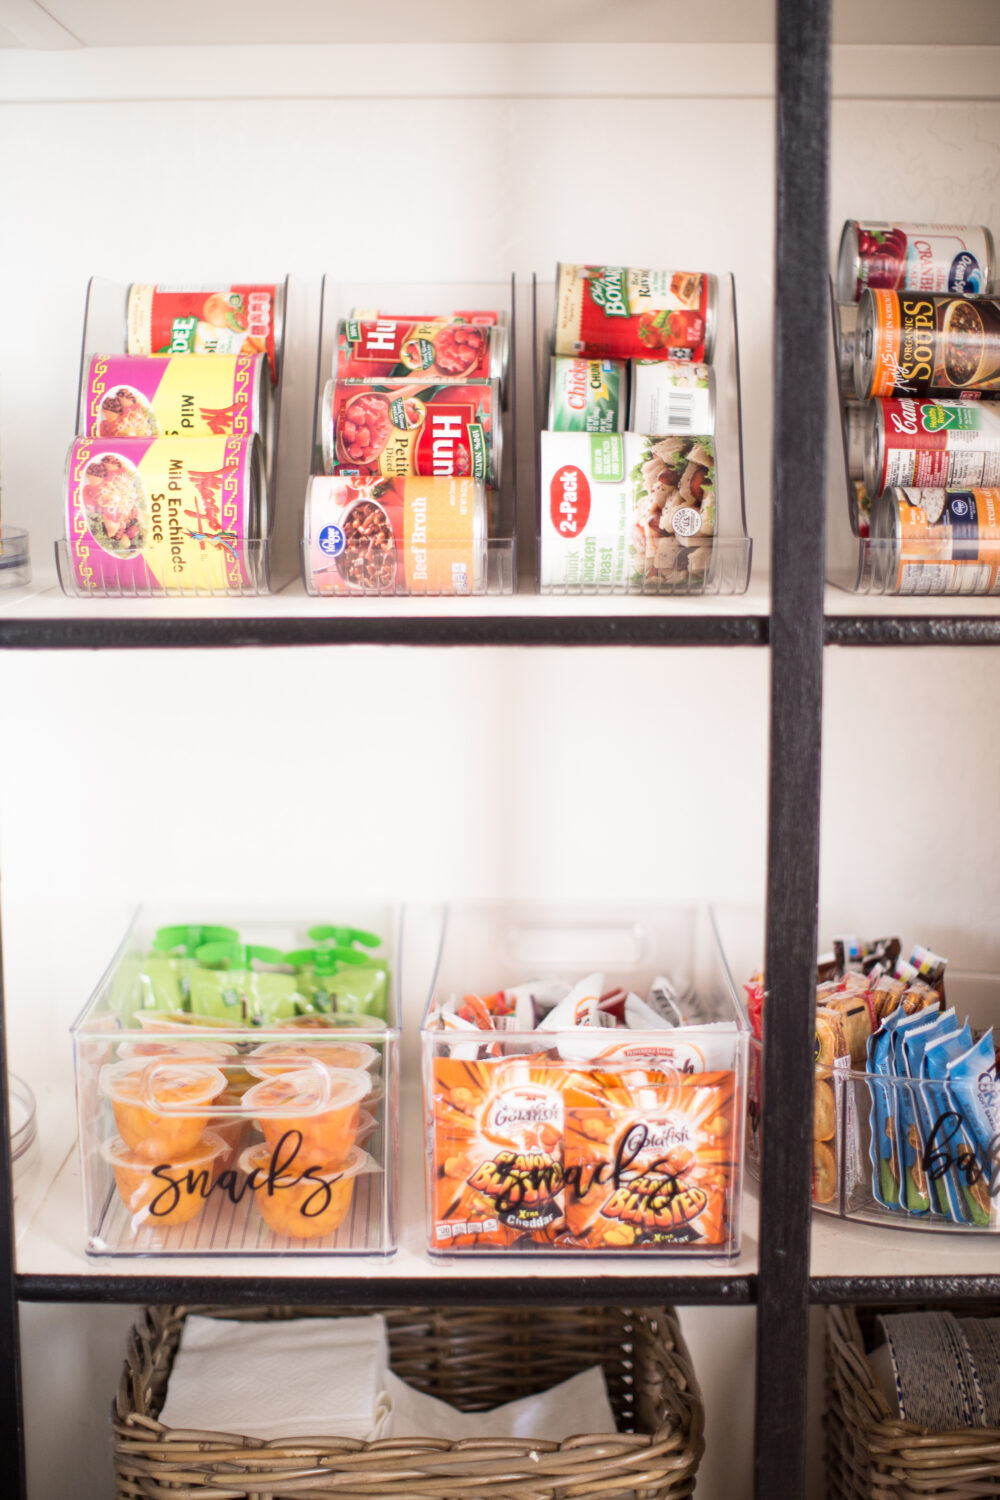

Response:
(540, 429), (716, 590)
(863, 397), (1000, 497)
(838, 221), (996, 304)
(323, 378), (501, 487)
(873, 486), (1000, 594)
(127, 283), (283, 383)
(304, 473), (486, 595)
(66, 434), (265, 592)
(548, 357), (626, 432)
(855, 289), (1000, 399)
(336, 317), (505, 387)
(80, 354), (270, 454)
(554, 263), (716, 364)
(629, 360), (715, 434)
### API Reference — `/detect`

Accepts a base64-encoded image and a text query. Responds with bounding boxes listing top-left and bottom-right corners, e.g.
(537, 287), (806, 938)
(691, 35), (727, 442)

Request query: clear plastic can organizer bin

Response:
(421, 903), (749, 1256)
(71, 908), (399, 1256)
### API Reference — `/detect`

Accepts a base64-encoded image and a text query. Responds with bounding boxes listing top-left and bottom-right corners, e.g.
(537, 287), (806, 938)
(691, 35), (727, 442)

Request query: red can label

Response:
(128, 284), (279, 383)
(554, 263), (711, 362)
(326, 380), (497, 485)
(336, 318), (494, 381)
(878, 399), (1000, 491)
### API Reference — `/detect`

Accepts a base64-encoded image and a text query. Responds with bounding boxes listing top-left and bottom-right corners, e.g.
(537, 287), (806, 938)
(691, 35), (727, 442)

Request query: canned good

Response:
(844, 403), (866, 481)
(323, 379), (501, 487)
(304, 473), (486, 595)
(850, 480), (872, 539)
(336, 317), (505, 387)
(554, 263), (716, 364)
(127, 283), (283, 383)
(872, 486), (1000, 594)
(836, 302), (857, 397)
(65, 434), (265, 592)
(855, 289), (1000, 399)
(548, 357), (627, 432)
(837, 221), (996, 304)
(350, 307), (509, 383)
(539, 430), (715, 590)
(629, 360), (715, 435)
(863, 397), (1000, 498)
(80, 354), (271, 457)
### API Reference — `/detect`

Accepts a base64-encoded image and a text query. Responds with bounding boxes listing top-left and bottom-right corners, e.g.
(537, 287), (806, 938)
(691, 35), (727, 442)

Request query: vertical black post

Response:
(755, 1), (830, 1497)
(0, 923), (26, 1499)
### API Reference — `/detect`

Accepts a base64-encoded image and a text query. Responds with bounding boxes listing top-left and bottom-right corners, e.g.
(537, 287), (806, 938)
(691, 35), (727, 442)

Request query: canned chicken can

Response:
(336, 317), (505, 387)
(304, 473), (486, 594)
(855, 289), (1000, 399)
(873, 486), (1000, 594)
(554, 263), (716, 364)
(66, 434), (265, 592)
(323, 378), (501, 487)
(837, 221), (996, 304)
(540, 429), (716, 590)
(629, 360), (715, 435)
(80, 354), (270, 456)
(548, 356), (627, 432)
(127, 283), (283, 383)
(863, 397), (1000, 498)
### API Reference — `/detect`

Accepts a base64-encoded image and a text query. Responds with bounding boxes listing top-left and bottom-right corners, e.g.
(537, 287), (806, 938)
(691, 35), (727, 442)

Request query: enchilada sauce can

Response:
(855, 289), (1000, 399)
(548, 356), (627, 432)
(127, 284), (282, 383)
(305, 473), (486, 595)
(863, 398), (1000, 497)
(81, 354), (269, 448)
(323, 379), (501, 487)
(554, 263), (716, 363)
(336, 317), (504, 386)
(873, 487), (1000, 594)
(66, 434), (264, 592)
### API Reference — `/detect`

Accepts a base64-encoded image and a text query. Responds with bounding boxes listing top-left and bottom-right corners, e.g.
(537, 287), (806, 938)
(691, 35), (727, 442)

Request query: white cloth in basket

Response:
(383, 1364), (617, 1439)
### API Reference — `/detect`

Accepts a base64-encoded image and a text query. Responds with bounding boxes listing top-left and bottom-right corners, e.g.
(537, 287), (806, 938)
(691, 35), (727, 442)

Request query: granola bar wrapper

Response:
(560, 1068), (738, 1249)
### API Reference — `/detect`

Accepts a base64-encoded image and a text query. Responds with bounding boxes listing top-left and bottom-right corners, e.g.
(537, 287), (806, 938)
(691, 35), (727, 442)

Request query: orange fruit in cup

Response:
(103, 1131), (228, 1227)
(239, 1141), (369, 1240)
(242, 1067), (369, 1170)
(100, 1061), (227, 1161)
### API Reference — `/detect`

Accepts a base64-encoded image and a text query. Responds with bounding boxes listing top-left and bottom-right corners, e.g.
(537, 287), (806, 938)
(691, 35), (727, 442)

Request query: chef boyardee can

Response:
(127, 283), (284, 384)
(323, 378), (501, 488)
(65, 434), (265, 593)
(629, 360), (715, 435)
(863, 397), (1000, 498)
(548, 357), (626, 432)
(837, 222), (996, 304)
(855, 289), (1000, 399)
(304, 473), (486, 595)
(873, 486), (1000, 594)
(554, 263), (716, 364)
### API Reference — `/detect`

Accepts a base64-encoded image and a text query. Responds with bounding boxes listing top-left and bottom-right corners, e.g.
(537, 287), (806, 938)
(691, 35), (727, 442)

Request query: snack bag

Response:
(947, 1030), (1000, 1221)
(891, 1009), (944, 1215)
(867, 1009), (915, 1210)
(898, 1009), (963, 1220)
(923, 1022), (991, 1226)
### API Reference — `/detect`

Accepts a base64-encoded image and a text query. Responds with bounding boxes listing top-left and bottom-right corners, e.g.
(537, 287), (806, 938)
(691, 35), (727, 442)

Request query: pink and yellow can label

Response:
(83, 354), (261, 441)
(67, 435), (259, 592)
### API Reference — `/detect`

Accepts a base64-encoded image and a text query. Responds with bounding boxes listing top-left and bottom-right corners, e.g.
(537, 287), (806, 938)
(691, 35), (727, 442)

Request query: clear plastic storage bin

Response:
(71, 908), (398, 1256)
(421, 903), (749, 1256)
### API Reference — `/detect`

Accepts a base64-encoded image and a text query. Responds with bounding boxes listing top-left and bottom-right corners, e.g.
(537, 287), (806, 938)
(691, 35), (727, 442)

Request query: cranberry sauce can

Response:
(838, 222), (996, 304)
(863, 397), (1000, 498)
(127, 283), (283, 383)
(854, 289), (1000, 399)
(553, 263), (716, 364)
(873, 486), (1000, 594)
(322, 379), (501, 487)
(336, 317), (505, 387)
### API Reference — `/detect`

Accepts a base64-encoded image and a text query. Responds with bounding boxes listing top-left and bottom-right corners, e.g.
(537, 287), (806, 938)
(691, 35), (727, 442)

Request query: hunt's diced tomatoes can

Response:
(335, 317), (505, 387)
(554, 263), (716, 364)
(127, 283), (283, 383)
(323, 379), (501, 487)
(305, 473), (486, 595)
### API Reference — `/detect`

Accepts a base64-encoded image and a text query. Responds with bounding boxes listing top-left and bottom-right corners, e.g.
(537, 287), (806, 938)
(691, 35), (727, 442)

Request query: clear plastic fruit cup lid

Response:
(102, 1129), (228, 1170)
(99, 1060), (228, 1107)
(242, 1066), (371, 1115)
(247, 1040), (380, 1075)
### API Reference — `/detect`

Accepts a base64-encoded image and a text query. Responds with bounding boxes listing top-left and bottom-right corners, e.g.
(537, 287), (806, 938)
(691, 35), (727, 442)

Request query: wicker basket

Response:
(826, 1304), (1000, 1499)
(114, 1304), (704, 1499)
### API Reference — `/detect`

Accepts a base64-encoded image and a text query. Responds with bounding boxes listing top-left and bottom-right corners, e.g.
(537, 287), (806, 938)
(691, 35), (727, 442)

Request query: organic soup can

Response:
(323, 378), (501, 487)
(553, 263), (716, 364)
(336, 317), (505, 387)
(854, 289), (1000, 398)
(629, 360), (715, 435)
(65, 434), (265, 593)
(547, 357), (627, 432)
(872, 487), (1000, 594)
(304, 473), (486, 595)
(80, 354), (271, 457)
(127, 283), (283, 383)
(539, 429), (716, 591)
(837, 221), (996, 304)
(863, 398), (1000, 497)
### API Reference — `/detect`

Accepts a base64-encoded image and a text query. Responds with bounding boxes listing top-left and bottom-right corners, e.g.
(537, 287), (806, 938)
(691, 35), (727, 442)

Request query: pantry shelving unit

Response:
(3, 4), (1000, 1500)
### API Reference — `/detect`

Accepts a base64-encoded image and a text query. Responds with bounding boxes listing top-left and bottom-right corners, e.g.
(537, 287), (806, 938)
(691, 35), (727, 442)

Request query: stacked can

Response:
(540, 263), (719, 590)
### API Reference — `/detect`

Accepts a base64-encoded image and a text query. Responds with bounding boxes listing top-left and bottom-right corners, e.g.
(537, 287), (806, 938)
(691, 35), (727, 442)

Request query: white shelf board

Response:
(824, 584), (1000, 620)
(15, 1086), (759, 1284)
(811, 1206), (1000, 1284)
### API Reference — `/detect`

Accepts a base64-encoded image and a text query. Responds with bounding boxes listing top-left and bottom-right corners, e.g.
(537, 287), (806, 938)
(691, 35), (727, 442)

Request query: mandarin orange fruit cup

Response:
(247, 1039), (379, 1077)
(242, 1067), (369, 1170)
(100, 1061), (227, 1161)
(239, 1141), (369, 1240)
(104, 1131), (228, 1227)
